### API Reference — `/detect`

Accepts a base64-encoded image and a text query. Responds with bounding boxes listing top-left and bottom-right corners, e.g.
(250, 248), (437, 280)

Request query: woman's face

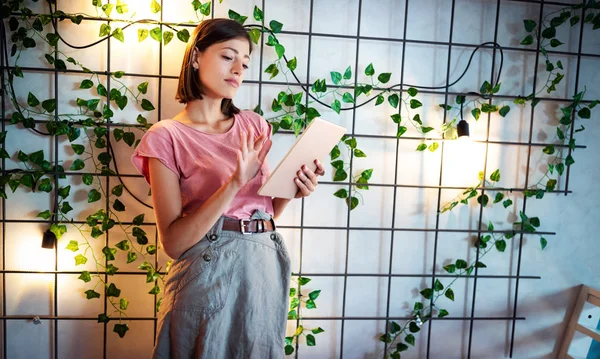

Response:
(194, 37), (250, 100)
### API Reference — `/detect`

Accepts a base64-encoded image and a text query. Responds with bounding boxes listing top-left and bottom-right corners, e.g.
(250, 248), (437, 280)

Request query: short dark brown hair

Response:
(176, 19), (253, 117)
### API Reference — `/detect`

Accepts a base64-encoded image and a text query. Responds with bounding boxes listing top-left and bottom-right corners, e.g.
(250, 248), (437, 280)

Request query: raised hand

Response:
(231, 126), (272, 189)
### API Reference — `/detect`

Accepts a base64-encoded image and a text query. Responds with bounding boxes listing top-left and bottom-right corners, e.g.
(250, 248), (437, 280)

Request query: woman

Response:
(131, 18), (324, 358)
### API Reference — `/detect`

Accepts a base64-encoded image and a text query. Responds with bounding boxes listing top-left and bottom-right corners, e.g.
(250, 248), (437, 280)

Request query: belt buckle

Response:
(240, 219), (251, 234)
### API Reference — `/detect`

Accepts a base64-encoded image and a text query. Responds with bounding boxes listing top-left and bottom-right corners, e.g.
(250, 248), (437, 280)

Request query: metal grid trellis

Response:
(0, 0), (595, 357)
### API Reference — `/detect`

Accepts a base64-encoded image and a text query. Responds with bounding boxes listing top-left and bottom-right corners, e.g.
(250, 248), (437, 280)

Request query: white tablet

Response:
(258, 117), (347, 199)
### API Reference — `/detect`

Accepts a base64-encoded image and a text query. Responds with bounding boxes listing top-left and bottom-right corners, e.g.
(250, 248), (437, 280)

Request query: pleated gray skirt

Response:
(152, 210), (291, 359)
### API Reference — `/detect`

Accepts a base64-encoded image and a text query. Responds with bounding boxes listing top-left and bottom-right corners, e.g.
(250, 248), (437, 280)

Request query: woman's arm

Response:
(272, 197), (292, 220)
(148, 158), (242, 259)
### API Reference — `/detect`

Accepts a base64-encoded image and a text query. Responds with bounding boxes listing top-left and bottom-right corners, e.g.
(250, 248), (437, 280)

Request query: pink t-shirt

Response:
(131, 110), (275, 220)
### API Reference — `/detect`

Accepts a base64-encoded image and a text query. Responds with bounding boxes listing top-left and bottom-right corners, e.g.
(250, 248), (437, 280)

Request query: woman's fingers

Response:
(240, 130), (248, 158)
(314, 159), (325, 176)
(300, 166), (318, 185)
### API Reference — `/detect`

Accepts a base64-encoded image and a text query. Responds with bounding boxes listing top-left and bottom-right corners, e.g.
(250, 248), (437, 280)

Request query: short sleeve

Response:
(131, 131), (180, 185)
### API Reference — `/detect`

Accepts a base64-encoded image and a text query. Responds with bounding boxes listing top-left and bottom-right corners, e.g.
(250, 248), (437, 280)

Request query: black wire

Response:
(107, 140), (153, 209)
(247, 25), (504, 112)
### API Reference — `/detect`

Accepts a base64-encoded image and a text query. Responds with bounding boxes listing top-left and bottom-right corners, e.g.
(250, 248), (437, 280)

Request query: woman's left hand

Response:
(294, 159), (325, 199)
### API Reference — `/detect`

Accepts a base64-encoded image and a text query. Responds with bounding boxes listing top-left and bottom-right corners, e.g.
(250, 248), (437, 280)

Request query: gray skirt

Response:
(152, 210), (291, 359)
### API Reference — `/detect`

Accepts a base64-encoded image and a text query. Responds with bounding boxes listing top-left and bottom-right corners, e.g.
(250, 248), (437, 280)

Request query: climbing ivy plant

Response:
(1, 0), (598, 358)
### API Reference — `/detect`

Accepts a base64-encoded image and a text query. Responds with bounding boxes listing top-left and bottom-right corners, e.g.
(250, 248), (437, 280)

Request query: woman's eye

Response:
(222, 56), (232, 60)
(242, 64), (249, 69)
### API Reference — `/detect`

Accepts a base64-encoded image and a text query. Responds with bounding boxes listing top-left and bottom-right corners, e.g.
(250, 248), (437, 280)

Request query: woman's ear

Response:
(191, 48), (200, 70)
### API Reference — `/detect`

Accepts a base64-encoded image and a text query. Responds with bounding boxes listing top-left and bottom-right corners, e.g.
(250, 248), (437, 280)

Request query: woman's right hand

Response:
(231, 126), (272, 189)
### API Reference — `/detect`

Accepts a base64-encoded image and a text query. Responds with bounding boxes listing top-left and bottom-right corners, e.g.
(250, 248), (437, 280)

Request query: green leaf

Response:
(284, 345), (294, 355)
(520, 35), (534, 45)
(345, 196), (359, 210)
(113, 199), (125, 212)
(150, 0), (161, 13)
(578, 107), (591, 119)
(438, 309), (449, 318)
(141, 99), (155, 111)
(78, 271), (92, 283)
(27, 92), (40, 107)
(269, 20), (283, 33)
(445, 288), (455, 301)
(253, 5), (264, 21)
(177, 28), (190, 43)
(428, 142), (439, 152)
(298, 277), (311, 285)
(61, 202), (73, 214)
(149, 284), (161, 295)
(456, 259), (468, 269)
(524, 19), (536, 32)
(375, 95), (384, 106)
(113, 324), (129, 338)
(342, 66), (352, 80)
(388, 94), (399, 108)
(365, 63), (375, 76)
(443, 264), (456, 273)
(377, 72), (391, 83)
(127, 252), (137, 263)
(88, 189), (102, 203)
(472, 108), (481, 120)
(410, 99), (422, 109)
(540, 237), (547, 250)
(82, 174), (94, 186)
(433, 279), (444, 291)
(420, 288), (433, 299)
(150, 27), (162, 42)
(416, 143), (427, 151)
(354, 149), (366, 157)
(138, 28), (149, 42)
(409, 322), (421, 333)
(70, 159), (85, 171)
(80, 79), (94, 89)
(565, 154), (575, 166)
(163, 30), (174, 46)
(550, 39), (563, 48)
(490, 169), (501, 182)
(499, 105), (510, 117)
(106, 283), (121, 297)
(120, 297), (129, 310)
(397, 126), (407, 138)
(75, 254), (88, 266)
(330, 71), (342, 85)
(112, 28), (124, 43)
(407, 87), (418, 97)
(342, 92), (354, 104)
(106, 264), (119, 275)
(333, 189), (348, 199)
(85, 289), (100, 299)
(99, 23), (111, 37)
(542, 27), (556, 39)
(477, 194), (489, 207)
(286, 57), (297, 71)
(495, 240), (507, 252)
(331, 99), (341, 114)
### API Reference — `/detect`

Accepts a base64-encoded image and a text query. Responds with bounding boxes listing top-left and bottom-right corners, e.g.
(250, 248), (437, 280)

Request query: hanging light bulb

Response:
(456, 97), (470, 139)
(457, 119), (470, 139)
(41, 229), (57, 249)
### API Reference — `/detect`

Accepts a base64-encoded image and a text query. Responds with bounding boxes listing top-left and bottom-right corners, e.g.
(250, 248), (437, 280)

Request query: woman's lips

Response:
(225, 79), (239, 88)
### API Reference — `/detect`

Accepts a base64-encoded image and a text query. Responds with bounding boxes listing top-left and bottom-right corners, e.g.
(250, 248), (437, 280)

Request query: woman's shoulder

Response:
(145, 119), (178, 136)
(237, 109), (269, 131)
